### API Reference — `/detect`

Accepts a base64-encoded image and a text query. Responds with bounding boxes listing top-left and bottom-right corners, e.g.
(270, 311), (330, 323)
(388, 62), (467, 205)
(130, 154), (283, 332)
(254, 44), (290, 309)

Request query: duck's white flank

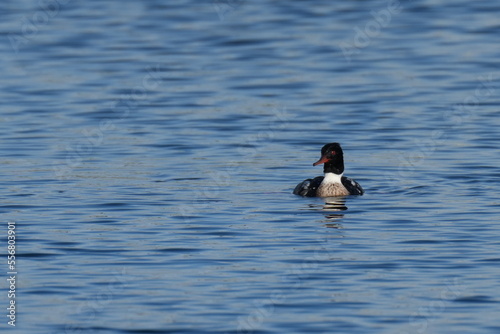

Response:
(317, 172), (349, 197)
(322, 172), (343, 184)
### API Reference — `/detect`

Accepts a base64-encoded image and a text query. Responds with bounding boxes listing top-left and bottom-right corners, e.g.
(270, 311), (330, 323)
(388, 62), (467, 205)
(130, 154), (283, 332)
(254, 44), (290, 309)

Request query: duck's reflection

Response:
(321, 196), (347, 227)
(322, 196), (348, 211)
(323, 221), (344, 228)
(302, 197), (348, 227)
(302, 196), (349, 227)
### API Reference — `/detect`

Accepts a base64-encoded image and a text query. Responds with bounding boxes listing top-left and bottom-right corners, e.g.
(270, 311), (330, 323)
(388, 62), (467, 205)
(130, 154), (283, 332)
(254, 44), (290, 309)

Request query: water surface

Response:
(1, 0), (500, 333)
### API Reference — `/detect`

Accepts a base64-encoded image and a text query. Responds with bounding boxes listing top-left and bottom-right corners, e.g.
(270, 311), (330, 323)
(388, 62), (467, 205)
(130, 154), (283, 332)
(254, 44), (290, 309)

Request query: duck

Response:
(293, 143), (364, 197)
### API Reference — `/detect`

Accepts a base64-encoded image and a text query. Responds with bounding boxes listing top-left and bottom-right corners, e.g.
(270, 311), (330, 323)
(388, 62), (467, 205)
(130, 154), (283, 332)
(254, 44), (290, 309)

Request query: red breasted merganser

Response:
(293, 143), (364, 197)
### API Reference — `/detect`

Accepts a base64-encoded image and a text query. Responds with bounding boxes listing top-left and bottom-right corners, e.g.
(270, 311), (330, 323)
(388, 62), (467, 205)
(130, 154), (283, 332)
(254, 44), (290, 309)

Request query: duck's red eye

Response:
(331, 150), (336, 155)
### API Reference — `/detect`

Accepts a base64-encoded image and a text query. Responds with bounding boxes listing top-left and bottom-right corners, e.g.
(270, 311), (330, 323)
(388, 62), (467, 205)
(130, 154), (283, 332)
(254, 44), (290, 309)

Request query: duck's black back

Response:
(341, 176), (364, 195)
(293, 176), (324, 197)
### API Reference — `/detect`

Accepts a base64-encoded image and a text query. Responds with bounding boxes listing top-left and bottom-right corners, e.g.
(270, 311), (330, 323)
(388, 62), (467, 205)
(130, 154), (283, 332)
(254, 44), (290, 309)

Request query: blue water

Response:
(1, 0), (500, 333)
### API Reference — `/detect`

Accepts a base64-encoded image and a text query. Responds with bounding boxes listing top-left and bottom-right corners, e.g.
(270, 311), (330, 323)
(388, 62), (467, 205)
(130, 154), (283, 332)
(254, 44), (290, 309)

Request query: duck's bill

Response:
(313, 156), (329, 166)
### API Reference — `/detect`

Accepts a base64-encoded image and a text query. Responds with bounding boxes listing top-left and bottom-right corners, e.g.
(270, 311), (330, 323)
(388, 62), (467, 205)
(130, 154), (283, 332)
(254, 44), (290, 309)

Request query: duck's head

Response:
(313, 142), (344, 174)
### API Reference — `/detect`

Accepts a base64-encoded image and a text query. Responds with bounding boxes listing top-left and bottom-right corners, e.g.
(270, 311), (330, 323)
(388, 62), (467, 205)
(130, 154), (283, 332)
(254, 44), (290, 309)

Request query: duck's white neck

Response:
(322, 172), (343, 184)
